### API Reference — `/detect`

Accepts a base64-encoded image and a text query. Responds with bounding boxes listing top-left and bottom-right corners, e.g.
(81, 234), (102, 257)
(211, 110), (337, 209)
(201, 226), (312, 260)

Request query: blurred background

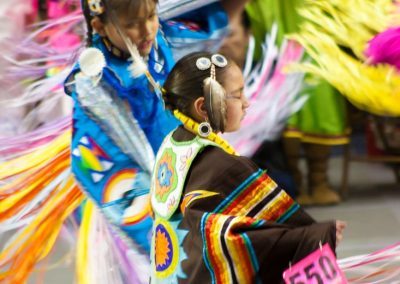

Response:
(1, 0), (400, 283)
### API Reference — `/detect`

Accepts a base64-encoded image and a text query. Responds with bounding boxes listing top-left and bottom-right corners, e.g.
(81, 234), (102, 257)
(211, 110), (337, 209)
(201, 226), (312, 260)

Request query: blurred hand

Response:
(335, 220), (347, 246)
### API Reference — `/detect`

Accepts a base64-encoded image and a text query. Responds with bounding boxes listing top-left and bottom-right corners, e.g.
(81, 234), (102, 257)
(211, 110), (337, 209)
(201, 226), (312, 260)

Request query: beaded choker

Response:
(173, 109), (238, 156)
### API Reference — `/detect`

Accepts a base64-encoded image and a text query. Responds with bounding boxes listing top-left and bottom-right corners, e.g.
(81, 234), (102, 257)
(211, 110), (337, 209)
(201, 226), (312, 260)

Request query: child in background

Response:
(65, 0), (248, 253)
(245, 0), (348, 206)
(150, 51), (346, 283)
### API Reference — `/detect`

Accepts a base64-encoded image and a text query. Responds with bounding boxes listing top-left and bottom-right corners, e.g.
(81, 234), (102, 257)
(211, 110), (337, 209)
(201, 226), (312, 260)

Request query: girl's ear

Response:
(192, 97), (208, 121)
(91, 17), (107, 37)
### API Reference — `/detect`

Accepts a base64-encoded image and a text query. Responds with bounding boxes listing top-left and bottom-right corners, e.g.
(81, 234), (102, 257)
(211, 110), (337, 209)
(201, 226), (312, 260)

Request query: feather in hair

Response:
(125, 41), (148, 78)
(108, 11), (163, 97)
(203, 76), (227, 133)
(124, 37), (163, 98)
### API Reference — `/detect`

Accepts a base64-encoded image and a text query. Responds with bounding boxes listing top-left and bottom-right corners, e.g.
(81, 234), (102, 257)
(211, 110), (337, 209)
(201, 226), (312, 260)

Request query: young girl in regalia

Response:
(150, 51), (346, 283)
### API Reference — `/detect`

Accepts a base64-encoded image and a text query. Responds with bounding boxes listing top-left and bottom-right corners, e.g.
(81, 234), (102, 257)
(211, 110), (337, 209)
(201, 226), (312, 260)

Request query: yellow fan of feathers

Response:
(287, 0), (400, 116)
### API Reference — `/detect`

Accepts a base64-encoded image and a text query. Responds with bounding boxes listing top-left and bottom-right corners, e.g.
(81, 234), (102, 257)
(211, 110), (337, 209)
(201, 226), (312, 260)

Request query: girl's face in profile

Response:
(222, 64), (249, 132)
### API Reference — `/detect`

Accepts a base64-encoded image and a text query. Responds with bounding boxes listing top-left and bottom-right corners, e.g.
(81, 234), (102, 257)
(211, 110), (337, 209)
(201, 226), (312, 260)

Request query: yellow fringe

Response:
(0, 181), (84, 283)
(287, 0), (400, 116)
(77, 200), (93, 284)
(0, 128), (85, 283)
(0, 129), (71, 179)
(297, 0), (395, 59)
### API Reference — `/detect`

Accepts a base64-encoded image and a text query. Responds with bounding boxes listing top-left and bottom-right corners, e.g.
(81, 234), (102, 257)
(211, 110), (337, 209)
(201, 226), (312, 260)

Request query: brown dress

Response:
(150, 127), (336, 284)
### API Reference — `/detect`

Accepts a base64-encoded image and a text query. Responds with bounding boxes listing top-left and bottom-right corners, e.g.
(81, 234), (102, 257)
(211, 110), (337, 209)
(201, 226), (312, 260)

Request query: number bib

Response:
(283, 243), (347, 284)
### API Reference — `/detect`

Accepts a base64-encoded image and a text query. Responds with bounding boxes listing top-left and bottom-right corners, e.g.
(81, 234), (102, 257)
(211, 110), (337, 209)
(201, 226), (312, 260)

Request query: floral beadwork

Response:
(155, 222), (176, 273)
(152, 218), (188, 281)
(179, 147), (193, 171)
(155, 148), (178, 202)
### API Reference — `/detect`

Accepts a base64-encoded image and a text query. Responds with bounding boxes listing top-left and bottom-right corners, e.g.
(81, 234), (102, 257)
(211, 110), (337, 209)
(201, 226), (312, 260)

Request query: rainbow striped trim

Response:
(200, 169), (299, 282)
(214, 169), (299, 223)
(201, 214), (263, 284)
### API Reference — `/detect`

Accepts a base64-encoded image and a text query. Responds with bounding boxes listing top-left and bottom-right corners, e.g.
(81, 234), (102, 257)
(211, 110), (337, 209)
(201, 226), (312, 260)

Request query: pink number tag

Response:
(283, 243), (347, 284)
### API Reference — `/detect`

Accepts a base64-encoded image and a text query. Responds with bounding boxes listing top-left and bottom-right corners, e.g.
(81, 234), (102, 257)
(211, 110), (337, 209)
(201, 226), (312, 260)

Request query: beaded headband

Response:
(196, 54), (228, 74)
(196, 54), (228, 133)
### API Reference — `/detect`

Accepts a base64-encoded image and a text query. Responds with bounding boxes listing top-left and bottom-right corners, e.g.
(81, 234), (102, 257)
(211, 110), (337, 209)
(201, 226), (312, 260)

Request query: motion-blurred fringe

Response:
(287, 0), (400, 117)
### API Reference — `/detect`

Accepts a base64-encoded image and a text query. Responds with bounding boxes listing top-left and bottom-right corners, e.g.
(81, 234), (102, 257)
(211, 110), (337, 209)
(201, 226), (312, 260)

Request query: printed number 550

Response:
(289, 256), (338, 284)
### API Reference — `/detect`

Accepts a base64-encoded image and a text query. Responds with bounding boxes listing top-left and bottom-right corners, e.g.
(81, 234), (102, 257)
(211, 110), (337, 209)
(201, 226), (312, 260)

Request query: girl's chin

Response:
(223, 126), (240, 133)
(138, 42), (153, 56)
(139, 48), (152, 57)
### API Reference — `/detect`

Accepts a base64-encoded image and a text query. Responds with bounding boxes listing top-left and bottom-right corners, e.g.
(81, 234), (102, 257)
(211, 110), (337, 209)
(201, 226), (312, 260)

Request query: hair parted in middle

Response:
(81, 0), (158, 46)
(163, 52), (234, 133)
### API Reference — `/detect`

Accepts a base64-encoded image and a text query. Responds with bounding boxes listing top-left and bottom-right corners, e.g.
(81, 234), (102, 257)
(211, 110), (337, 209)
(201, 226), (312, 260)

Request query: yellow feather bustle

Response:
(287, 0), (400, 117)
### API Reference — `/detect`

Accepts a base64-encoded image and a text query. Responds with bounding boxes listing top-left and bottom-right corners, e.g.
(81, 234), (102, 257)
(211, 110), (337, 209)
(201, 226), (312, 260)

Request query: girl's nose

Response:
(143, 20), (152, 37)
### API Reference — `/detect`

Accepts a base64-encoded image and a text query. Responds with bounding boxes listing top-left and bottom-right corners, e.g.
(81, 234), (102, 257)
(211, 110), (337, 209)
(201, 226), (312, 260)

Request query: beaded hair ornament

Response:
(173, 109), (238, 156)
(196, 54), (228, 134)
(87, 0), (105, 16)
(173, 54), (238, 155)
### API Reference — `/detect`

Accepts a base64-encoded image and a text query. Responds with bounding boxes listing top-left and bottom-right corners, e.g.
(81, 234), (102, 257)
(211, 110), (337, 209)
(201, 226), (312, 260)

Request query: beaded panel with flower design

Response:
(151, 132), (218, 220)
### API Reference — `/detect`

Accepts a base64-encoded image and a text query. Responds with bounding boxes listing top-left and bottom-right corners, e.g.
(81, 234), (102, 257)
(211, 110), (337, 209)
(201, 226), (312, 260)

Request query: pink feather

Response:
(365, 27), (400, 70)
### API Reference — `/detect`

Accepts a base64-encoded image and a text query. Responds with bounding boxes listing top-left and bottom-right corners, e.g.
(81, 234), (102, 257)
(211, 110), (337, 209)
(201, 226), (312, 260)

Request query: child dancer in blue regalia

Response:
(64, 0), (247, 253)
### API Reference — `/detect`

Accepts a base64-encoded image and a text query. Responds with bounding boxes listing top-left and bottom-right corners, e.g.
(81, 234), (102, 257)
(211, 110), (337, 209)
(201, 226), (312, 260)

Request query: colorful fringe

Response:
(0, 129), (85, 283)
(339, 242), (400, 283)
(288, 0), (400, 116)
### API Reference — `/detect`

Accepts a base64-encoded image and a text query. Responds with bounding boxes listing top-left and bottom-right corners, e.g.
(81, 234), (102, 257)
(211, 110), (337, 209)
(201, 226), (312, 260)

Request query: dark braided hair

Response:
(81, 0), (94, 46)
(163, 52), (234, 117)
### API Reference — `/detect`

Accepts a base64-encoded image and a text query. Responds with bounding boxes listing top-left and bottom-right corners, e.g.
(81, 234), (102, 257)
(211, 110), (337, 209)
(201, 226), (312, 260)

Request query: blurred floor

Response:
(306, 156), (400, 259)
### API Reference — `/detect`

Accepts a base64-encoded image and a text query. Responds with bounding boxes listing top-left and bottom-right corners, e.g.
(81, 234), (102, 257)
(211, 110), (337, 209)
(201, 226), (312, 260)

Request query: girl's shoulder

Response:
(191, 146), (260, 184)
